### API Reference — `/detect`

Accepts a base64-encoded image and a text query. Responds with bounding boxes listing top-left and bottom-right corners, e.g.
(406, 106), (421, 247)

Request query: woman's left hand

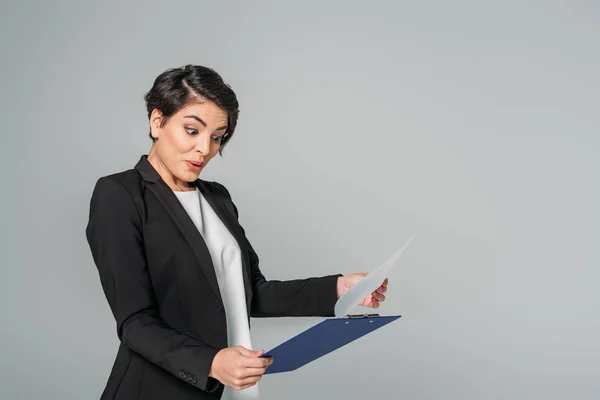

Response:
(336, 273), (388, 309)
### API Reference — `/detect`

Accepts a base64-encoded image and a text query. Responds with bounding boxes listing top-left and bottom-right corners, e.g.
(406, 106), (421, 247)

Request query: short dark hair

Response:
(144, 65), (240, 155)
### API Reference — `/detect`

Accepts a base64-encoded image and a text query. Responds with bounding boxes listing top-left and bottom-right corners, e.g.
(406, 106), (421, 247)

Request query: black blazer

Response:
(85, 155), (341, 400)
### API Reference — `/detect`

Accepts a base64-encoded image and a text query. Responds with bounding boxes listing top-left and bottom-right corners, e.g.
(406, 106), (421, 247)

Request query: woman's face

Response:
(147, 99), (228, 189)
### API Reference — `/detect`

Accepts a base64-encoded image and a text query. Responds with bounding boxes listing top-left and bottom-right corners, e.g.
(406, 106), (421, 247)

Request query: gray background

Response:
(1, 0), (599, 399)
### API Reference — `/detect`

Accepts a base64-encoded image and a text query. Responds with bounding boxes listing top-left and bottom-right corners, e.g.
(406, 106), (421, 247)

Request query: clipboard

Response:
(262, 313), (401, 374)
(261, 236), (414, 374)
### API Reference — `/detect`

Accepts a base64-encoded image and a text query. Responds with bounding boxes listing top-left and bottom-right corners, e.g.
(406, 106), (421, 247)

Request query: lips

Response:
(186, 160), (204, 170)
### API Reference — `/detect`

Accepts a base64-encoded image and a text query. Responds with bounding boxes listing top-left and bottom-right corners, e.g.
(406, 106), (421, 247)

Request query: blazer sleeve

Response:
(85, 177), (221, 393)
(214, 182), (343, 318)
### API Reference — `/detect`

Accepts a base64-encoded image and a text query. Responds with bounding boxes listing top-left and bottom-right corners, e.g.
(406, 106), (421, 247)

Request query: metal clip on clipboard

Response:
(345, 313), (380, 318)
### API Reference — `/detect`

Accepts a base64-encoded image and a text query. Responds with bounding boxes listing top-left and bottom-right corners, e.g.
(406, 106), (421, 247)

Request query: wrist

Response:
(336, 276), (345, 299)
(208, 348), (223, 379)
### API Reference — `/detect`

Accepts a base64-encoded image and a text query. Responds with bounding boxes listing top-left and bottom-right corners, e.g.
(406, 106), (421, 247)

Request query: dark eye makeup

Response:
(185, 127), (223, 142)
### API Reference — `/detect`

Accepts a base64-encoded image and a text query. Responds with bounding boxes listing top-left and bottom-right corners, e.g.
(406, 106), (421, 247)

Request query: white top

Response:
(173, 188), (259, 399)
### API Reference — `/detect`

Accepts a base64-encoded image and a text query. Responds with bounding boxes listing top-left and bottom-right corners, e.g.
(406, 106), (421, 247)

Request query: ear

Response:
(149, 109), (164, 139)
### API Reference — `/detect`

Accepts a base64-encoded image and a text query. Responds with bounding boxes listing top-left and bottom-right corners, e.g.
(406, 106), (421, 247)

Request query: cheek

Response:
(165, 127), (194, 153)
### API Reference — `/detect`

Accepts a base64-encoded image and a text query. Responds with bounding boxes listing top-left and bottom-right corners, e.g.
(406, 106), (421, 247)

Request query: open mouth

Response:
(186, 161), (204, 170)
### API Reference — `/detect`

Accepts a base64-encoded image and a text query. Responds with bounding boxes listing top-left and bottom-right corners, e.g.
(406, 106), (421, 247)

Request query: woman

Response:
(85, 64), (388, 400)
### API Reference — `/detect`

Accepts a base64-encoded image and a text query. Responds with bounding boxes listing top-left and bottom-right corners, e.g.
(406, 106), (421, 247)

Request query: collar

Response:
(135, 154), (161, 183)
(134, 154), (203, 189)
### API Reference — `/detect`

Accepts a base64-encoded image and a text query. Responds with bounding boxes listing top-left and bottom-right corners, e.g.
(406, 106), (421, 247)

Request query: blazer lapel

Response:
(195, 180), (252, 306)
(134, 155), (223, 305)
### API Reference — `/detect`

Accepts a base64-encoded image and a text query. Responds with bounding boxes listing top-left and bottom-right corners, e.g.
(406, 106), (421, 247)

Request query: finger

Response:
(369, 293), (381, 302)
(252, 349), (265, 358)
(235, 375), (264, 390)
(237, 367), (269, 378)
(237, 381), (259, 391)
(382, 278), (389, 287)
(263, 355), (274, 365)
(373, 287), (385, 295)
(369, 299), (380, 308)
(242, 355), (273, 368)
(233, 380), (258, 391)
(235, 346), (253, 356)
(371, 293), (385, 302)
(376, 285), (387, 294)
(237, 347), (264, 357)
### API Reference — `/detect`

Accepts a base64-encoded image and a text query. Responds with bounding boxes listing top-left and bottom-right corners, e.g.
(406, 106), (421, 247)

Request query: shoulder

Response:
(90, 169), (141, 202)
(96, 168), (141, 193)
(88, 168), (144, 220)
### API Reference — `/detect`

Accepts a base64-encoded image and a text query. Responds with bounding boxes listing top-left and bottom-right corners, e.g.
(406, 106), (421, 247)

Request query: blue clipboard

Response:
(261, 314), (401, 374)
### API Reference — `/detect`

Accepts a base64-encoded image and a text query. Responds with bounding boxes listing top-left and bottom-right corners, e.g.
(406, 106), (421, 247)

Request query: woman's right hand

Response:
(208, 346), (273, 391)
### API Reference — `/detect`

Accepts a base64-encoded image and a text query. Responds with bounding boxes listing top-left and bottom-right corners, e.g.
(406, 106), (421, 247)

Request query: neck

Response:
(147, 145), (194, 191)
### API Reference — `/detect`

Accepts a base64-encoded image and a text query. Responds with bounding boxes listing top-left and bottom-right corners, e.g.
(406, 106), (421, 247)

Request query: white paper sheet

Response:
(334, 236), (415, 318)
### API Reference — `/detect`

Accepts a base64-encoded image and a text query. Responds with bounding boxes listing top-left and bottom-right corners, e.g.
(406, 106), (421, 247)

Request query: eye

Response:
(211, 135), (223, 143)
(185, 127), (198, 135)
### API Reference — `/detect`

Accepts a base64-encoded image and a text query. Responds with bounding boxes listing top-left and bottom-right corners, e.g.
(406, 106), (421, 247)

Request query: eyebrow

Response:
(184, 115), (227, 131)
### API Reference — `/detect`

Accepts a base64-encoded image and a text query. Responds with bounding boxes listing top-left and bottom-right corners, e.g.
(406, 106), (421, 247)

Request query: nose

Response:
(194, 132), (212, 155)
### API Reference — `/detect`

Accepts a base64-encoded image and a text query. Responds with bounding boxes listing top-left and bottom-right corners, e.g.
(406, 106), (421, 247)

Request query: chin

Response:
(186, 171), (201, 181)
